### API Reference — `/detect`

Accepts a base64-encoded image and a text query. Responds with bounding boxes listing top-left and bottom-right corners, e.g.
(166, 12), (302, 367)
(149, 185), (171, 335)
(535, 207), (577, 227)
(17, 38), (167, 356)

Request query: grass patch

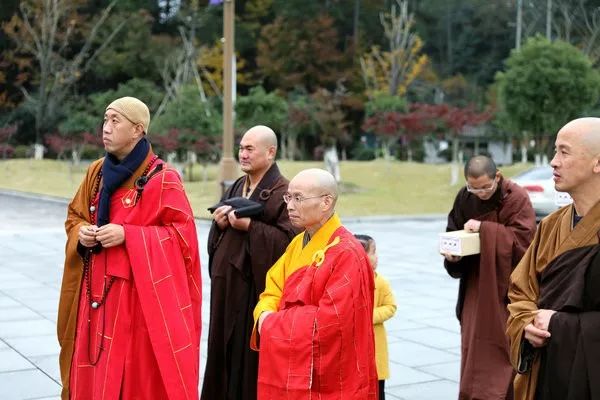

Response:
(0, 159), (532, 218)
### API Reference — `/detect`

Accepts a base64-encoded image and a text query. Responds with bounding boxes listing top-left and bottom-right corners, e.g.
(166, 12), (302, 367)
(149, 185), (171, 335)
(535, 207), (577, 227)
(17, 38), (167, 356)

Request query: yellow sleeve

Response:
(250, 236), (300, 350)
(373, 277), (397, 325)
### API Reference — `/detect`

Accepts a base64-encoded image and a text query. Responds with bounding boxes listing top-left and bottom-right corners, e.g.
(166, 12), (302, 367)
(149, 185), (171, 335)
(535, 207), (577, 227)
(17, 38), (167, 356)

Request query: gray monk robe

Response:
(202, 163), (296, 400)
(445, 178), (536, 400)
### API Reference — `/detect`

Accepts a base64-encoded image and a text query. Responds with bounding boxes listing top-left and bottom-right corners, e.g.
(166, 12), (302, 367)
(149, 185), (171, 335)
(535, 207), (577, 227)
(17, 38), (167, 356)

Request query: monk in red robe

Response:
(443, 155), (536, 400)
(57, 97), (201, 399)
(251, 168), (378, 400)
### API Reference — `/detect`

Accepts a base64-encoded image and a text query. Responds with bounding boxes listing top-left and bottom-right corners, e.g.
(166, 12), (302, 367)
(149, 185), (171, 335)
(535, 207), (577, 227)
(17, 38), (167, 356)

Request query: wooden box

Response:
(439, 230), (480, 256)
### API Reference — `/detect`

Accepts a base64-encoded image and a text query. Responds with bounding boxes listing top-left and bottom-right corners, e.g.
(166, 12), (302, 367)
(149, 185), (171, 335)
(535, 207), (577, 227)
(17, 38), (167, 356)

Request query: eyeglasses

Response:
(283, 192), (329, 204)
(466, 180), (497, 193)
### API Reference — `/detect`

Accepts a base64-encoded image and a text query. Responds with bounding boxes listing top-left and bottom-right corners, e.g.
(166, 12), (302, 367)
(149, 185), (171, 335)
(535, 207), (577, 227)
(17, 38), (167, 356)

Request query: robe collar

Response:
(246, 162), (282, 203)
(555, 199), (600, 257)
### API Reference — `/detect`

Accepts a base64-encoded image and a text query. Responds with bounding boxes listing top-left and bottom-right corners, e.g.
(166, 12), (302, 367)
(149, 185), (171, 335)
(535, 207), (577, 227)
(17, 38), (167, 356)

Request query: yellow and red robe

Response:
(251, 214), (378, 400)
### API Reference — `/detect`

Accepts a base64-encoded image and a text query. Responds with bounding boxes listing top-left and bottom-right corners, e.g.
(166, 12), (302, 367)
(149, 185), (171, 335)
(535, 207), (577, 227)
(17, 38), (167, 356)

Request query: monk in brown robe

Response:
(443, 155), (536, 400)
(202, 125), (297, 400)
(508, 117), (600, 400)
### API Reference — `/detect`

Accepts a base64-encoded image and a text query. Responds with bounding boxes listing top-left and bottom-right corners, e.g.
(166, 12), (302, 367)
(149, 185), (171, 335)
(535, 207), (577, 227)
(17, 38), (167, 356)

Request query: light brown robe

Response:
(507, 200), (600, 400)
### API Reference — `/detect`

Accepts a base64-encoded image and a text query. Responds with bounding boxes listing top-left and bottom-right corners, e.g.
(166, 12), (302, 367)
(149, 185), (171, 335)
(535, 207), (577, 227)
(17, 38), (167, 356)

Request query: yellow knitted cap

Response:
(106, 96), (151, 134)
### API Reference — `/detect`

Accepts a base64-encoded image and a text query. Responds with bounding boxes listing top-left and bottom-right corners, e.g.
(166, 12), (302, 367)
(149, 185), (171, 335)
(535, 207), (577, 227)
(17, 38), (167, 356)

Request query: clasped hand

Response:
(524, 309), (556, 348)
(78, 223), (125, 248)
(213, 205), (251, 231)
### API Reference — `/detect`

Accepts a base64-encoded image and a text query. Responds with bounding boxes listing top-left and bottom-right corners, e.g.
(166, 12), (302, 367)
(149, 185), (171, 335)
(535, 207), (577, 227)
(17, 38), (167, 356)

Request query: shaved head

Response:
(558, 117), (600, 155)
(239, 125), (278, 175)
(464, 155), (497, 179)
(551, 117), (600, 206)
(242, 125), (278, 149)
(286, 168), (338, 233)
(291, 168), (338, 202)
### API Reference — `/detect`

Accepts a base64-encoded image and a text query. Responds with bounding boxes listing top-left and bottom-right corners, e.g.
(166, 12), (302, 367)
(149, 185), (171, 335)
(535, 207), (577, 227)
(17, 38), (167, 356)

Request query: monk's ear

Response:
(132, 123), (144, 140)
(593, 156), (600, 174)
(322, 194), (334, 211)
(267, 145), (276, 161)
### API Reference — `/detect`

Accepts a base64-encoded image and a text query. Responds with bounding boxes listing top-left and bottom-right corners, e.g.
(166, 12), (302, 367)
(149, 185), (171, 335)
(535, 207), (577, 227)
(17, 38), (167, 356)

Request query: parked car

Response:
(512, 166), (572, 219)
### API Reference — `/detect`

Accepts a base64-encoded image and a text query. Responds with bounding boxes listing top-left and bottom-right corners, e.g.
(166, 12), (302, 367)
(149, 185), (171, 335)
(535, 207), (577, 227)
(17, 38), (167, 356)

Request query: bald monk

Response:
(58, 97), (201, 399)
(202, 125), (297, 400)
(252, 169), (378, 399)
(443, 155), (536, 400)
(508, 118), (600, 400)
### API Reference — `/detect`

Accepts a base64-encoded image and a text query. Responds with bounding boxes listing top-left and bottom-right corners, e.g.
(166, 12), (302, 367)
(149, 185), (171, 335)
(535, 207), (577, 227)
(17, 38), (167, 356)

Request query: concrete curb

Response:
(0, 188), (70, 205)
(342, 214), (446, 223)
(0, 189), (446, 222)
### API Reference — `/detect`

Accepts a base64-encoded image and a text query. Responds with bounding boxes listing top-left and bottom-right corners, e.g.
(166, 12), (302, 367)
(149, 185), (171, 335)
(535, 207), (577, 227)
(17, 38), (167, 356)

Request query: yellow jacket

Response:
(373, 273), (396, 379)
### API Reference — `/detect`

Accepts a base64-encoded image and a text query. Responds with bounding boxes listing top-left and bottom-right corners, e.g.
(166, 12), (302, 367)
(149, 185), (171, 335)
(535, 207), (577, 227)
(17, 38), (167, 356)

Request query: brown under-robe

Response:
(202, 163), (297, 400)
(507, 200), (600, 400)
(444, 178), (536, 400)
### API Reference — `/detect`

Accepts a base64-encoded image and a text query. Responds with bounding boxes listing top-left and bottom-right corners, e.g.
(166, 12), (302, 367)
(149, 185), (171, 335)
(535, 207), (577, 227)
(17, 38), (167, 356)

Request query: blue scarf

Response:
(97, 137), (150, 226)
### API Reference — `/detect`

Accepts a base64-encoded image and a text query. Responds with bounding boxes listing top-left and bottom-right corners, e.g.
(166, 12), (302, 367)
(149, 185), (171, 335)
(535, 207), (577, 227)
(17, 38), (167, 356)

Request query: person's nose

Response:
(550, 153), (559, 168)
(286, 200), (295, 213)
(102, 122), (111, 135)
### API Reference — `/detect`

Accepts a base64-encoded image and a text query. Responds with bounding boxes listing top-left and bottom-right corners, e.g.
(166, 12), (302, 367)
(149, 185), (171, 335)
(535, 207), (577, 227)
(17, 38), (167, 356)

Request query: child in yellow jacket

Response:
(356, 234), (397, 400)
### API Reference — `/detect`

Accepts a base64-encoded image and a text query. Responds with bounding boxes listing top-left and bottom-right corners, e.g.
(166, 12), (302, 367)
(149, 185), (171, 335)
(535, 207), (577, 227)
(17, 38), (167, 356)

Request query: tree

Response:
(362, 94), (407, 159)
(0, 124), (17, 159)
(151, 84), (222, 147)
(552, 0), (600, 65)
(360, 0), (428, 99)
(257, 14), (346, 92)
(3, 0), (125, 146)
(235, 86), (288, 134)
(312, 87), (350, 180)
(285, 90), (317, 160)
(495, 36), (600, 158)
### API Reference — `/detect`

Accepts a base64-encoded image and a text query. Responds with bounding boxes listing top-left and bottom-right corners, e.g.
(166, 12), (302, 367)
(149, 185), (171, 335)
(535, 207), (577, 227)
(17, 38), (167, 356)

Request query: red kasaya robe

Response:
(251, 214), (378, 400)
(62, 156), (201, 400)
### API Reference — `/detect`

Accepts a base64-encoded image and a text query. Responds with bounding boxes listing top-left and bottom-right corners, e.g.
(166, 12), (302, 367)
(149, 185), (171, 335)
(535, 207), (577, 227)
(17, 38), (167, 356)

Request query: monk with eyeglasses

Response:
(251, 168), (378, 399)
(442, 155), (536, 400)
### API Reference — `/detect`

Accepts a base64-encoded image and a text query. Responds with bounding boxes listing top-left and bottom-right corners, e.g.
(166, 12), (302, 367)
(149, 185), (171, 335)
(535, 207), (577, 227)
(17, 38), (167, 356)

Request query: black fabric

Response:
(535, 244), (600, 400)
(98, 137), (149, 226)
(378, 380), (385, 400)
(208, 197), (264, 218)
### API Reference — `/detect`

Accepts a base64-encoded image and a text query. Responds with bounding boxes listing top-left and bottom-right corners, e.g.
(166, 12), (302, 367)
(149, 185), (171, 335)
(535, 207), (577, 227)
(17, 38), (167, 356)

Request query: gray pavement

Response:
(0, 192), (460, 400)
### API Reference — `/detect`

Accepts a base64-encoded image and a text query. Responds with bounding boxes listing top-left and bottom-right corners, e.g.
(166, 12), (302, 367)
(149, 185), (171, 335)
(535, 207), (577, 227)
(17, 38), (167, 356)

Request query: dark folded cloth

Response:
(208, 196), (264, 218)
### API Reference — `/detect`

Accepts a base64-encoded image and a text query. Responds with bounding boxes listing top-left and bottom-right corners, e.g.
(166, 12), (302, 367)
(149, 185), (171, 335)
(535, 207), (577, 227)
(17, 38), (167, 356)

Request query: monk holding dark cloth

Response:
(443, 155), (536, 400)
(58, 97), (202, 399)
(252, 169), (378, 400)
(202, 125), (296, 400)
(508, 117), (600, 400)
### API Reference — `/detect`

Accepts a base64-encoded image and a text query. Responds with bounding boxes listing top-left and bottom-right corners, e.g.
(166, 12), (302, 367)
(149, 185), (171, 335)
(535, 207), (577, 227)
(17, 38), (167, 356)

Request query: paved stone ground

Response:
(0, 192), (460, 400)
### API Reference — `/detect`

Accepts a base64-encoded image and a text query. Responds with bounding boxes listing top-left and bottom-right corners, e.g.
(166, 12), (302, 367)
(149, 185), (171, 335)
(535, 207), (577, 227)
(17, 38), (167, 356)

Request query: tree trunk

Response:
(450, 136), (460, 185)
(353, 0), (360, 53)
(288, 134), (298, 160)
(280, 133), (288, 160)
